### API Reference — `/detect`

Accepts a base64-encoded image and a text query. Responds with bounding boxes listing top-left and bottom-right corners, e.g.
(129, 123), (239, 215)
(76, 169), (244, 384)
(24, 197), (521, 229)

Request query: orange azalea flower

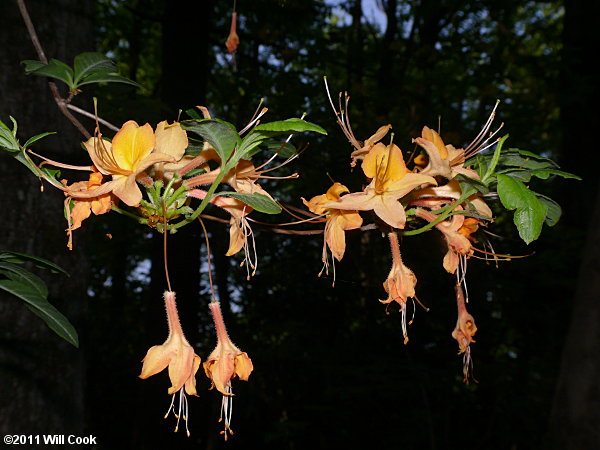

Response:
(66, 170), (112, 230)
(76, 120), (178, 206)
(205, 301), (253, 440)
(452, 284), (477, 383)
(302, 182), (363, 263)
(61, 169), (113, 249)
(324, 142), (435, 229)
(381, 232), (417, 344)
(139, 291), (201, 436)
(413, 126), (471, 179)
(349, 124), (392, 166)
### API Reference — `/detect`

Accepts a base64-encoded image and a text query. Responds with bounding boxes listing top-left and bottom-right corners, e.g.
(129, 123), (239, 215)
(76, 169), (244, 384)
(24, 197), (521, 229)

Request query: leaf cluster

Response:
(0, 251), (77, 347)
(463, 138), (580, 243)
(22, 52), (140, 93)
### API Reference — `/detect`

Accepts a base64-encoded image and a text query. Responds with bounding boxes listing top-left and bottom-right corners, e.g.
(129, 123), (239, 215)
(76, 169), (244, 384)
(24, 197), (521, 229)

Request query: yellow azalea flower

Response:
(452, 284), (477, 383)
(139, 291), (201, 436)
(381, 232), (418, 344)
(77, 120), (177, 206)
(302, 182), (363, 262)
(152, 120), (190, 177)
(205, 301), (253, 440)
(324, 142), (435, 229)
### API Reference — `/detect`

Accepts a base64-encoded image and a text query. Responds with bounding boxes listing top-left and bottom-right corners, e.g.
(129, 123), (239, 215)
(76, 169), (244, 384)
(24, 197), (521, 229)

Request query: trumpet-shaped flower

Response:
(324, 142), (435, 229)
(302, 182), (363, 262)
(381, 232), (417, 344)
(76, 120), (177, 206)
(205, 301), (253, 440)
(140, 291), (201, 436)
(452, 284), (477, 383)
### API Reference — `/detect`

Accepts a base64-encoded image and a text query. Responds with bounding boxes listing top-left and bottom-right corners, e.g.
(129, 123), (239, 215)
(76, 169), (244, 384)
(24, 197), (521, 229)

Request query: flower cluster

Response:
(139, 292), (253, 438)
(303, 90), (501, 380)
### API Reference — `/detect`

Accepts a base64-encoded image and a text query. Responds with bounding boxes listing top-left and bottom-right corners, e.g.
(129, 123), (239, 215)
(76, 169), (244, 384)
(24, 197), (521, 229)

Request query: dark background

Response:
(1, 0), (598, 449)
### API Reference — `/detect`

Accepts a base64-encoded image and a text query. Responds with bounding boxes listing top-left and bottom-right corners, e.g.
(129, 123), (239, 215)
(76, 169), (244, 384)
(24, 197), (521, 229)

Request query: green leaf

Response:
(23, 132), (56, 149)
(183, 119), (241, 163)
(497, 174), (548, 244)
(496, 168), (582, 182)
(536, 194), (562, 226)
(254, 118), (327, 135)
(0, 262), (78, 347)
(217, 192), (282, 214)
(481, 135), (508, 183)
(77, 71), (142, 88)
(22, 58), (75, 89)
(0, 251), (69, 276)
(455, 173), (490, 194)
(0, 118), (20, 153)
(185, 108), (203, 120)
(73, 52), (115, 82)
(247, 140), (297, 159)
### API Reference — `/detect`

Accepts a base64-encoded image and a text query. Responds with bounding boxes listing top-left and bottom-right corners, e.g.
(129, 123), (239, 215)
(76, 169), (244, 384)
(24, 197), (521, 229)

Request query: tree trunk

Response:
(546, 0), (600, 447)
(0, 0), (94, 439)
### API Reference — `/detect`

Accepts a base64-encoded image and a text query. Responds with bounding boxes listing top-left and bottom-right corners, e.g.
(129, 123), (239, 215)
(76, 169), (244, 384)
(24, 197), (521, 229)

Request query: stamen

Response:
(164, 390), (191, 437)
(219, 384), (234, 440)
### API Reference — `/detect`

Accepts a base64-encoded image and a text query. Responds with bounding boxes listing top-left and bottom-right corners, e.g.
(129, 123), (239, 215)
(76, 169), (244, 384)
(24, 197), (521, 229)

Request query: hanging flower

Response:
(380, 232), (418, 344)
(139, 291), (201, 436)
(204, 301), (253, 440)
(451, 284), (477, 383)
(225, 11), (240, 54)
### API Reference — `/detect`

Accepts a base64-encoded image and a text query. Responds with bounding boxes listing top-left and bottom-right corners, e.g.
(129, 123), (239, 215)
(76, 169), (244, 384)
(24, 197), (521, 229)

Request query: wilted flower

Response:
(225, 11), (239, 54)
(139, 291), (201, 436)
(62, 168), (112, 249)
(205, 301), (253, 440)
(451, 284), (477, 383)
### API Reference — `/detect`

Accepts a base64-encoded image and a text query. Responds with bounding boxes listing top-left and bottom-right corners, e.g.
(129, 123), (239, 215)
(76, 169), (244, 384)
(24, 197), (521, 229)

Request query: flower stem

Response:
(209, 302), (230, 343)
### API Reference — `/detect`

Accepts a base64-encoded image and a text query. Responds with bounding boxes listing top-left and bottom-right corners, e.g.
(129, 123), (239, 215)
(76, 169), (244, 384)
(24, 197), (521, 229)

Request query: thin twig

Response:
(17, 0), (91, 139)
(66, 104), (119, 131)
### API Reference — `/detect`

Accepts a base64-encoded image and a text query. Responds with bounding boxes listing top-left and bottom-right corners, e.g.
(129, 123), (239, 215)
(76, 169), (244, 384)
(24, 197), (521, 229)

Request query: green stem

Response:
(168, 165), (230, 232)
(111, 205), (148, 224)
(402, 188), (474, 236)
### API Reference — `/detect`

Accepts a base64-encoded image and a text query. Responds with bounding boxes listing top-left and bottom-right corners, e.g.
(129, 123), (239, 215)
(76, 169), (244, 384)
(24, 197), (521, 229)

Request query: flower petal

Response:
(139, 344), (172, 379)
(111, 121), (155, 171)
(155, 121), (188, 161)
(234, 352), (253, 381)
(184, 355), (202, 396)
